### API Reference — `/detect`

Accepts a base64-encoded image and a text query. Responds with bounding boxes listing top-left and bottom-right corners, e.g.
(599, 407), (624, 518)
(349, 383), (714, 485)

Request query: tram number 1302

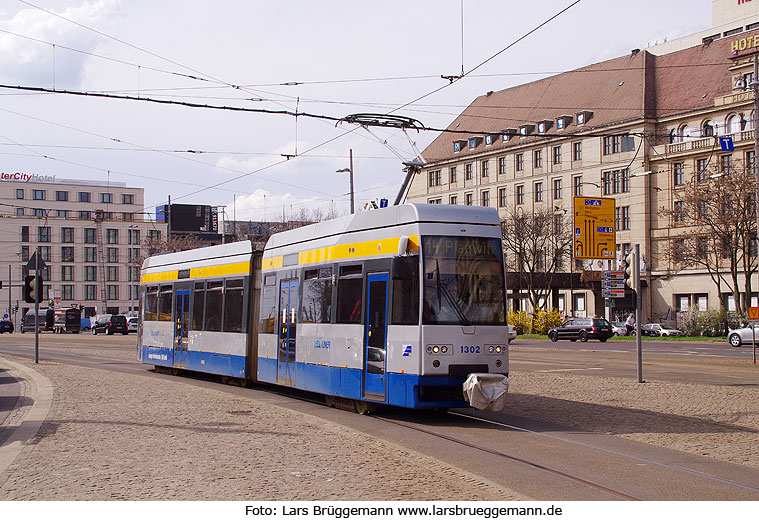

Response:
(460, 345), (481, 354)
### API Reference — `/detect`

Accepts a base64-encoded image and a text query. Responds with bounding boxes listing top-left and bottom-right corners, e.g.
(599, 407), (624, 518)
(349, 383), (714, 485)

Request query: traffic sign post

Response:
(573, 196), (616, 260)
(25, 251), (47, 364)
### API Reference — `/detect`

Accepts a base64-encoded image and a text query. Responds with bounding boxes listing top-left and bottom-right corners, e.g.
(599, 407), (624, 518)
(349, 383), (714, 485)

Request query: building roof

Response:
(421, 36), (737, 163)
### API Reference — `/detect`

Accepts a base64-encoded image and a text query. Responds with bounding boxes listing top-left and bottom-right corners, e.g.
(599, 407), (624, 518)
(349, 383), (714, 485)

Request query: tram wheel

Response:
(353, 400), (373, 415)
(325, 395), (335, 407)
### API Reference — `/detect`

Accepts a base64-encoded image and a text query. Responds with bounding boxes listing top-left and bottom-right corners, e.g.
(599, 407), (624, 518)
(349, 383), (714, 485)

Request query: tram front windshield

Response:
(422, 236), (506, 325)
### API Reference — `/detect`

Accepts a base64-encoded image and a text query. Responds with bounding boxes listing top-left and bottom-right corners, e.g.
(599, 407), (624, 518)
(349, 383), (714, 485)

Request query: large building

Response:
(0, 173), (167, 322)
(406, 1), (759, 323)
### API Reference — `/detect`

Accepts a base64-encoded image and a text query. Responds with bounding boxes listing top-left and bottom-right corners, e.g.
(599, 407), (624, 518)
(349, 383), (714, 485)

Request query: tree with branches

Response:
(501, 206), (574, 312)
(659, 158), (757, 317)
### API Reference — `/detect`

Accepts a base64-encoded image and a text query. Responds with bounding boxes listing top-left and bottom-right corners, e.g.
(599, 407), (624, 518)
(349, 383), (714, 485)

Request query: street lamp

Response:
(336, 149), (355, 214)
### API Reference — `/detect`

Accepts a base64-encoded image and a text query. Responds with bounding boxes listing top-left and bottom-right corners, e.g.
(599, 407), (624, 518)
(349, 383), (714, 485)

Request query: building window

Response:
(107, 247), (119, 263)
(516, 153), (524, 172)
(122, 212), (134, 221)
(16, 189), (24, 199)
(16, 208), (24, 216)
(106, 229), (118, 244)
(107, 285), (119, 301)
(534, 182), (543, 202)
(449, 195), (457, 205)
(465, 193), (473, 206)
(62, 266), (74, 282)
(56, 210), (68, 218)
(573, 175), (583, 196)
(33, 189), (45, 200)
(85, 247), (96, 262)
(674, 201), (685, 223)
(84, 228), (96, 244)
(39, 246), (51, 262)
(674, 162), (684, 186)
(573, 142), (582, 161)
(101, 193), (113, 204)
(602, 169), (630, 195)
(107, 266), (119, 282)
(428, 170), (441, 187)
(747, 151), (756, 174)
(148, 230), (161, 242)
(481, 190), (490, 207)
(128, 229), (140, 245)
(615, 206), (630, 231)
(534, 150), (542, 168)
(498, 188), (507, 208)
(465, 163), (473, 180)
(61, 246), (74, 262)
(62, 285), (74, 301)
(481, 160), (489, 178)
(85, 266), (97, 282)
(553, 146), (562, 165)
(498, 157), (506, 175)
(79, 192), (90, 202)
(33, 208), (45, 217)
(516, 185), (524, 205)
(79, 211), (91, 219)
(428, 198), (441, 204)
(553, 179), (562, 200)
(61, 227), (74, 244)
(38, 226), (50, 243)
(85, 285), (97, 301)
(721, 154), (733, 176)
(21, 226), (29, 242)
(56, 191), (69, 201)
(449, 166), (457, 183)
(122, 194), (134, 205)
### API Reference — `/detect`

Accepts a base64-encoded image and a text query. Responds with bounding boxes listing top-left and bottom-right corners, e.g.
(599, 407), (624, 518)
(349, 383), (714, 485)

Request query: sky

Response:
(0, 0), (712, 223)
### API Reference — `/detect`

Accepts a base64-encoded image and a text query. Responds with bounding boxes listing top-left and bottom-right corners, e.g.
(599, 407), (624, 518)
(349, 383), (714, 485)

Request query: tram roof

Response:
(142, 239), (252, 271)
(266, 203), (500, 250)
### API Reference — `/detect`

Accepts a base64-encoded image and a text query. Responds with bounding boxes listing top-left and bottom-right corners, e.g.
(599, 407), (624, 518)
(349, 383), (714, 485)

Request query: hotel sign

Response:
(1, 172), (56, 183)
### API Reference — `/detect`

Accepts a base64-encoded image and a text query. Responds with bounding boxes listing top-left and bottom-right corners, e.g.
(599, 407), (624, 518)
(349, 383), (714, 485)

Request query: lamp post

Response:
(336, 149), (355, 214)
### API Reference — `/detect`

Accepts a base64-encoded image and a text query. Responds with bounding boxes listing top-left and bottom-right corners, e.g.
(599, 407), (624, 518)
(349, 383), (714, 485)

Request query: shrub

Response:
(508, 310), (530, 335)
(532, 308), (562, 335)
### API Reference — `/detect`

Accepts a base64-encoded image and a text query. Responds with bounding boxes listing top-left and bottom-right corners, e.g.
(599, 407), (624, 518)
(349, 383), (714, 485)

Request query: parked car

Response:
(20, 309), (54, 333)
(507, 324), (517, 343)
(92, 314), (129, 335)
(127, 317), (139, 333)
(643, 323), (683, 337)
(548, 317), (614, 343)
(0, 319), (13, 334)
(612, 322), (628, 336)
(727, 325), (759, 347)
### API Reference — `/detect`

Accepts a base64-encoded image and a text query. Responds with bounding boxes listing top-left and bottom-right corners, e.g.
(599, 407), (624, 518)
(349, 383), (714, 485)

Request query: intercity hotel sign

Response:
(1, 172), (56, 183)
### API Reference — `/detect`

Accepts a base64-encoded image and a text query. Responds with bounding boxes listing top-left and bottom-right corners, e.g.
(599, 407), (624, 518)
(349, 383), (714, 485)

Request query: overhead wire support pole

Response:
(635, 243), (642, 383)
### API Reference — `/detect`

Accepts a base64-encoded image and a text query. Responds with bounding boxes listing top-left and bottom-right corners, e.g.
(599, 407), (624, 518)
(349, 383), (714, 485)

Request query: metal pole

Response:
(753, 54), (759, 325)
(635, 243), (642, 383)
(8, 264), (11, 319)
(349, 149), (355, 214)
(34, 266), (39, 364)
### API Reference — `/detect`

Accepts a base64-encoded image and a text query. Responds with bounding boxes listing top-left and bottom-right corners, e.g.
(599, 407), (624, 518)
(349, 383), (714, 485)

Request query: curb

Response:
(0, 357), (54, 477)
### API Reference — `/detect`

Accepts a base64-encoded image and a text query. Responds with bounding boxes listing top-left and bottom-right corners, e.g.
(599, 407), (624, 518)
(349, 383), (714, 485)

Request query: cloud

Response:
(0, 0), (120, 87)
(222, 188), (337, 222)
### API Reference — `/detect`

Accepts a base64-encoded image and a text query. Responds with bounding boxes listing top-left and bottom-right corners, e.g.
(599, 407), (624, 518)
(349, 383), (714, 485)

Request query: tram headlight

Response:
(426, 344), (450, 355)
(441, 346), (448, 353)
(495, 345), (503, 353)
(488, 345), (495, 353)
(432, 346), (439, 353)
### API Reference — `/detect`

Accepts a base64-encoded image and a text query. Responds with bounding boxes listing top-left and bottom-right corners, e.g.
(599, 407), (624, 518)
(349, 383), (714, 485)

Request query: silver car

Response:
(507, 325), (517, 343)
(643, 323), (683, 337)
(727, 325), (759, 347)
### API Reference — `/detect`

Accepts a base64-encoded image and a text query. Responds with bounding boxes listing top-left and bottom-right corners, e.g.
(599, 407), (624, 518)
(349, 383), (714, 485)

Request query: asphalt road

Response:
(512, 336), (753, 358)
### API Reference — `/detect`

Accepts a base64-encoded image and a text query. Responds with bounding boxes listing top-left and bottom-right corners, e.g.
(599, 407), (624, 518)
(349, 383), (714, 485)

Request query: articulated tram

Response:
(139, 204), (509, 411)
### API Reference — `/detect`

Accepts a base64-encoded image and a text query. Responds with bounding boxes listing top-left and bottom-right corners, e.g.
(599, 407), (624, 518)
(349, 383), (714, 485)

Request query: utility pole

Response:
(634, 243), (642, 383)
(753, 54), (759, 310)
(349, 149), (355, 214)
(167, 195), (172, 242)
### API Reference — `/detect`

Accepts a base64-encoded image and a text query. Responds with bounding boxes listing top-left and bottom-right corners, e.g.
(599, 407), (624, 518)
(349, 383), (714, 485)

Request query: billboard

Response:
(157, 204), (219, 233)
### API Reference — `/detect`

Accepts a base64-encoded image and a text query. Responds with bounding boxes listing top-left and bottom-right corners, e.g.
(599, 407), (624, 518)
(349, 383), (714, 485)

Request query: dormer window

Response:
(502, 128), (517, 142)
(469, 137), (483, 149)
(557, 115), (573, 130)
(537, 120), (552, 134)
(453, 140), (467, 153)
(576, 110), (593, 126)
(519, 124), (534, 137)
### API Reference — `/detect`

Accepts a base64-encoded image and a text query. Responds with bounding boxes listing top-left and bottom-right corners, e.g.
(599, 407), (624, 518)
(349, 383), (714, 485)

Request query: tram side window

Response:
(145, 286), (158, 321)
(259, 274), (277, 334)
(192, 281), (205, 331)
(302, 268), (332, 323)
(223, 279), (244, 332)
(392, 256), (419, 325)
(158, 285), (172, 321)
(336, 265), (362, 324)
(205, 280), (223, 331)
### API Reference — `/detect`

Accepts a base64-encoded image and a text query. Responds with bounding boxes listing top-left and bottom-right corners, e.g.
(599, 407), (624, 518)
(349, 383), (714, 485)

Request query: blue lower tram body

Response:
(141, 347), (469, 409)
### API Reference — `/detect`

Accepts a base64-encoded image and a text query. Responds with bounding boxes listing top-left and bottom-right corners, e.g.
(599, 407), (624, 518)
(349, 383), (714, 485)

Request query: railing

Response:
(665, 130), (755, 156)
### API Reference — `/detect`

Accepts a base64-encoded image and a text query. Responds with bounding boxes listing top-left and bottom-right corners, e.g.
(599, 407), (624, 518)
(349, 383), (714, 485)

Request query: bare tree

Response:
(501, 206), (574, 312)
(659, 159), (757, 316)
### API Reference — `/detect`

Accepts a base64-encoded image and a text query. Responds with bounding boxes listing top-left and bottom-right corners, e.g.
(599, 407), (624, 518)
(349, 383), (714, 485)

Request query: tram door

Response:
(277, 280), (298, 386)
(364, 273), (389, 401)
(173, 289), (190, 367)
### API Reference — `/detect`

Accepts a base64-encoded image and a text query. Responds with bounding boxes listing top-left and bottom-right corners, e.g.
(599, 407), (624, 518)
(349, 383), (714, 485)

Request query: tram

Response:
(139, 204), (509, 410)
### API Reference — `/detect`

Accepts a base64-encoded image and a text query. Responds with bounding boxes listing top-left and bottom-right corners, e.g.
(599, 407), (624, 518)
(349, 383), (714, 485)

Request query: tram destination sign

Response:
(573, 197), (616, 260)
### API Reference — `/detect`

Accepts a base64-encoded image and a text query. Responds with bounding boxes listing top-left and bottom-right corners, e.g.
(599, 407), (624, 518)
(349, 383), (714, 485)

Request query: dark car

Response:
(548, 317), (614, 343)
(0, 319), (13, 334)
(92, 314), (129, 335)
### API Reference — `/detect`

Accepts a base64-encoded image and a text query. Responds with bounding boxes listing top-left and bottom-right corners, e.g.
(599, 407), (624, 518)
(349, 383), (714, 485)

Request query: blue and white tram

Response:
(139, 203), (509, 410)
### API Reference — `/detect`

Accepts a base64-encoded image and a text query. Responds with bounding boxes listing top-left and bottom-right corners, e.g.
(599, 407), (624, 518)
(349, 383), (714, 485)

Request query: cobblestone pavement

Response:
(0, 354), (521, 501)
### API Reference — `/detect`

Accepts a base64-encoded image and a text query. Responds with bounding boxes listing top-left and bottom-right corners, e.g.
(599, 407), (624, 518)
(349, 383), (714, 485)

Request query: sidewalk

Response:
(0, 354), (522, 501)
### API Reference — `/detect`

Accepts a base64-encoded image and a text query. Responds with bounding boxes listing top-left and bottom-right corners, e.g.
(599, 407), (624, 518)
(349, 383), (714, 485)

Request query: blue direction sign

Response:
(719, 136), (734, 152)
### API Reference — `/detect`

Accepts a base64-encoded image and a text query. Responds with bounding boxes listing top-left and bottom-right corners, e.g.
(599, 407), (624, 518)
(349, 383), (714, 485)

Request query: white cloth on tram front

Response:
(463, 373), (509, 411)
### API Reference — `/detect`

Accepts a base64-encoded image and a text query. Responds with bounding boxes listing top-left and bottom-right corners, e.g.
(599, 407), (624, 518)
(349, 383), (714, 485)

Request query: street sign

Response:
(749, 306), (759, 320)
(719, 136), (734, 152)
(603, 289), (625, 298)
(25, 251), (48, 271)
(573, 196), (616, 260)
(603, 270), (625, 280)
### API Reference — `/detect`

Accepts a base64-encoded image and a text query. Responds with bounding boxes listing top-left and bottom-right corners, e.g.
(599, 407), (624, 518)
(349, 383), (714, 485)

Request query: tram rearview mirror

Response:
(391, 257), (404, 280)
(397, 236), (409, 256)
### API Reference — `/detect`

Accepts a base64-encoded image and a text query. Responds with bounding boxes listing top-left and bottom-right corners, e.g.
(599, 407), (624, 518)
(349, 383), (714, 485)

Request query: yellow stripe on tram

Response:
(140, 261), (251, 284)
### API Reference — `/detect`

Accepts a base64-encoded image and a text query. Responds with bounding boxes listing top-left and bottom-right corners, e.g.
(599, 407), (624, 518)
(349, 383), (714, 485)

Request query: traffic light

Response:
(23, 275), (43, 303)
(625, 251), (637, 291)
